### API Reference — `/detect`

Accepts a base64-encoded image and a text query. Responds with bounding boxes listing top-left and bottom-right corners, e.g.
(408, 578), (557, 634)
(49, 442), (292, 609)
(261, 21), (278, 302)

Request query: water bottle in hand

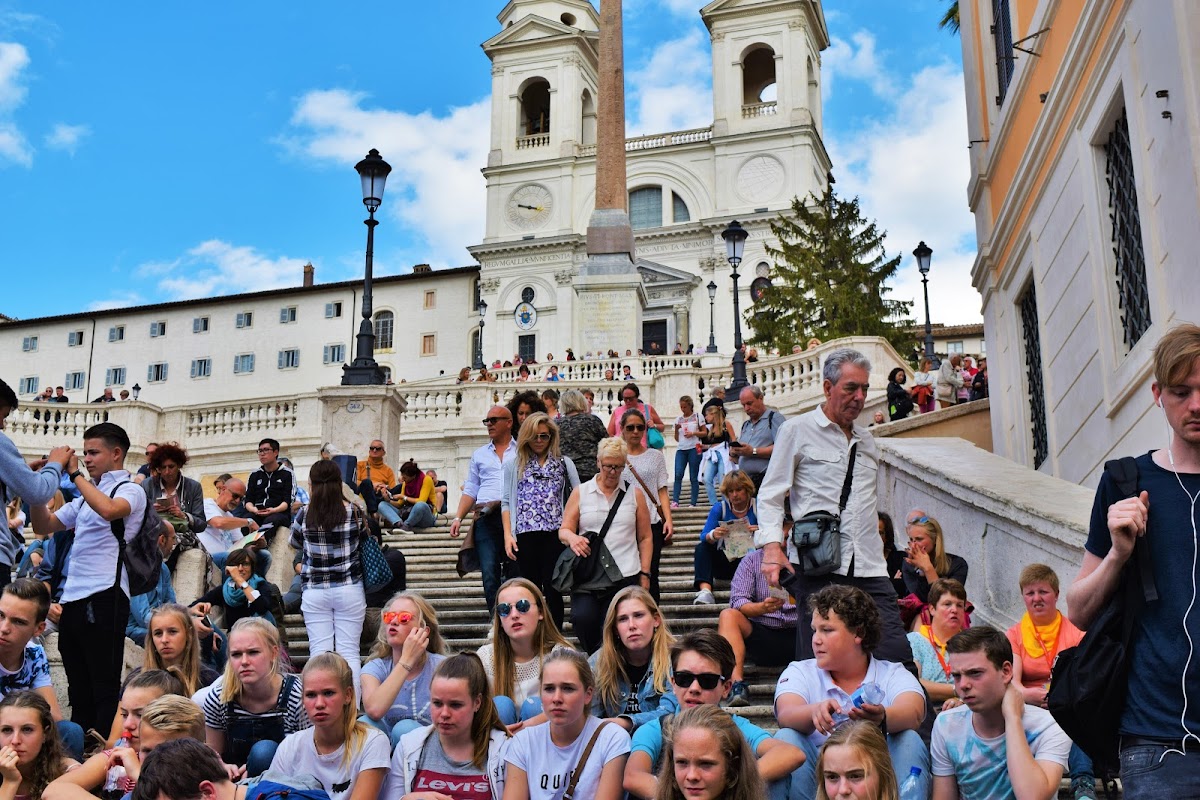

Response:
(899, 767), (923, 800)
(831, 682), (884, 724)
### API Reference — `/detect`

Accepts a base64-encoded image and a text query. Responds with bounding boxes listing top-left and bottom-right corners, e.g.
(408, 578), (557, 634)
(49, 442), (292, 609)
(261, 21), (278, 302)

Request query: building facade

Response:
(957, 0), (1200, 484)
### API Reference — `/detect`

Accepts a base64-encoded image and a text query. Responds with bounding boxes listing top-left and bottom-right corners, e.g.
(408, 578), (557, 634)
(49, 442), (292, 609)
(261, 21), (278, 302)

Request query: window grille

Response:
(1104, 107), (1152, 349)
(518, 334), (536, 364)
(374, 311), (395, 350)
(992, 0), (1014, 105)
(1019, 285), (1049, 469)
(629, 187), (662, 230)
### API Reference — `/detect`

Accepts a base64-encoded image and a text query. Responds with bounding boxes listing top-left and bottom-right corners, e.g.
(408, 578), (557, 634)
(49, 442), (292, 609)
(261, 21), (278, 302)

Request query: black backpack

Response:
(109, 481), (166, 596)
(1047, 456), (1156, 780)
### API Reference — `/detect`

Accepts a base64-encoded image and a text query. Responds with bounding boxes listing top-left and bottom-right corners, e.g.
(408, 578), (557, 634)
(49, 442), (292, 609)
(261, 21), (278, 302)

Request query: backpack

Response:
(108, 481), (166, 596)
(1047, 456), (1156, 783)
(245, 778), (332, 800)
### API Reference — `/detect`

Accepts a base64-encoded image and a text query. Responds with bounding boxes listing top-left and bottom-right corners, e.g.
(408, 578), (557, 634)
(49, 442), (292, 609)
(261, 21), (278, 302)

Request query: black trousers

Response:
(784, 571), (914, 665)
(515, 530), (566, 631)
(59, 585), (130, 733)
(571, 575), (639, 655)
(649, 521), (666, 602)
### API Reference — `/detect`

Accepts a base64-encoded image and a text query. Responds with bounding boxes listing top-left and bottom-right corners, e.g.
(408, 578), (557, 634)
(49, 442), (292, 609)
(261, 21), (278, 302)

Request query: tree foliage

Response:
(940, 1), (960, 34)
(748, 185), (915, 355)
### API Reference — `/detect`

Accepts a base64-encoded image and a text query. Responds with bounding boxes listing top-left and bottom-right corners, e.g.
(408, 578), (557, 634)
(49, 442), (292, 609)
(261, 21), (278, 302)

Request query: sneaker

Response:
(693, 588), (716, 605)
(670, 501), (680, 509)
(728, 680), (751, 707)
(1072, 777), (1096, 800)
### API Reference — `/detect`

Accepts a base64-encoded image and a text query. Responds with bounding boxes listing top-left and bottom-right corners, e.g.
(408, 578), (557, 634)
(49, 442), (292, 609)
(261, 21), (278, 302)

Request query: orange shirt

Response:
(1006, 615), (1085, 688)
(356, 459), (396, 489)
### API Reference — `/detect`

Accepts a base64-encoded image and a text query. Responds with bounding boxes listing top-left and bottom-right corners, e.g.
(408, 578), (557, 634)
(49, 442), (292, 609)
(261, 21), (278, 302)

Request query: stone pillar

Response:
(318, 386), (408, 463)
(673, 303), (690, 350)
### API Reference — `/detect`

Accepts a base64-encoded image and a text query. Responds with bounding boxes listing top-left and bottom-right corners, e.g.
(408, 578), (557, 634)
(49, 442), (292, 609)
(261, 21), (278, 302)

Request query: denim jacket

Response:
(587, 650), (679, 729)
(127, 563), (175, 641)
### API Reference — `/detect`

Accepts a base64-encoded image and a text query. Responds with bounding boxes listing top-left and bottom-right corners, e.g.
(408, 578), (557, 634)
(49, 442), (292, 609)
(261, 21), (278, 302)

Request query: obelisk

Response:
(574, 0), (644, 354)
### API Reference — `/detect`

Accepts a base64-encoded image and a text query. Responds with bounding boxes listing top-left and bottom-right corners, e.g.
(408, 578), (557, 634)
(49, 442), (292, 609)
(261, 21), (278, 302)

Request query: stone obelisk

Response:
(574, 0), (644, 355)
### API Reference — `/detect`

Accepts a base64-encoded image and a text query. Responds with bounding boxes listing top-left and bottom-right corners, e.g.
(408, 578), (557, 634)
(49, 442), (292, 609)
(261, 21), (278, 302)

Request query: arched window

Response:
(629, 187), (663, 230)
(742, 46), (777, 105)
(521, 79), (551, 135)
(373, 310), (394, 350)
(672, 192), (691, 223)
(580, 90), (596, 146)
(380, 366), (393, 383)
(807, 56), (819, 119)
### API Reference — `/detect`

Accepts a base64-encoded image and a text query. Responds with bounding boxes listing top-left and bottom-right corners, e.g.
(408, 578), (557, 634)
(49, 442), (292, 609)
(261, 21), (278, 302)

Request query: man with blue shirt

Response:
(0, 378), (74, 513)
(449, 405), (515, 611)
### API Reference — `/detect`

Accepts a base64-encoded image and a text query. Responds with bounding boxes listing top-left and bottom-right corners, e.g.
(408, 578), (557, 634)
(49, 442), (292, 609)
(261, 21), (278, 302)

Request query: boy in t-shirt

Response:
(932, 626), (1071, 800)
(0, 577), (85, 758)
(623, 629), (804, 800)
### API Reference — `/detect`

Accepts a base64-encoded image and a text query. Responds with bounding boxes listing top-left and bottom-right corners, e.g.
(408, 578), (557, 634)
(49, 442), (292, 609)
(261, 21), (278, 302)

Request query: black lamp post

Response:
(473, 298), (488, 370)
(705, 280), (718, 353)
(342, 149), (393, 386)
(131, 383), (141, 401)
(913, 241), (936, 366)
(722, 221), (749, 393)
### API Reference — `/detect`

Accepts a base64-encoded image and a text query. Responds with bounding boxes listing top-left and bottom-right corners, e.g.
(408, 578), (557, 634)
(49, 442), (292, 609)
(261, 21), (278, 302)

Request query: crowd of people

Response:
(0, 325), (1197, 800)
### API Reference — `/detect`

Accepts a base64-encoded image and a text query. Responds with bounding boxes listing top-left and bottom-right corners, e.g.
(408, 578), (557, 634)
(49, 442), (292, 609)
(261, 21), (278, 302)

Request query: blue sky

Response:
(0, 1), (978, 323)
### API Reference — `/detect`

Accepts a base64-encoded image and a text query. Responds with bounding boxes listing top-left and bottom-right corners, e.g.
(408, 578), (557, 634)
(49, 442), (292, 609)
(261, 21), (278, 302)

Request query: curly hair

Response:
(148, 441), (188, 471)
(506, 390), (547, 433)
(0, 692), (67, 800)
(808, 585), (882, 653)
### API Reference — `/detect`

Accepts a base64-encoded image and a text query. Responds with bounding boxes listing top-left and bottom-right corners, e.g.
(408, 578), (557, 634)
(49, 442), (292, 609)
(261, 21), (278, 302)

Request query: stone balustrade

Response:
(575, 126), (714, 157)
(742, 101), (779, 118)
(515, 133), (550, 149)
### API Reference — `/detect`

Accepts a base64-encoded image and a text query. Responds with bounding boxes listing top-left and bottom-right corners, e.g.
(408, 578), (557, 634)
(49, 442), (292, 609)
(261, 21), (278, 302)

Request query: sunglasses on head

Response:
(624, 424), (646, 432)
(497, 598), (532, 617)
(909, 515), (930, 525)
(672, 671), (725, 690)
(382, 610), (416, 626)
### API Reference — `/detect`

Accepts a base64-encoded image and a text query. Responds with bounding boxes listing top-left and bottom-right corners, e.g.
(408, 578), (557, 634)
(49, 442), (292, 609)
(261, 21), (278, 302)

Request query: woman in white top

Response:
(476, 578), (573, 732)
(502, 650), (630, 800)
(619, 408), (673, 603)
(559, 438), (652, 654)
(671, 395), (705, 508)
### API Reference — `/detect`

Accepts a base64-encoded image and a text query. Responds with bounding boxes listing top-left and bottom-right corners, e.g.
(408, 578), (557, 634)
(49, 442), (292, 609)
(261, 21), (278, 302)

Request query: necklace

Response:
(729, 501), (750, 516)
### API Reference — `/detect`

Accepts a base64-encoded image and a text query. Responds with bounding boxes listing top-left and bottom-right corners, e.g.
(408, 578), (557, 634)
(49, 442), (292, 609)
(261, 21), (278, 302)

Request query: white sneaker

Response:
(693, 588), (716, 605)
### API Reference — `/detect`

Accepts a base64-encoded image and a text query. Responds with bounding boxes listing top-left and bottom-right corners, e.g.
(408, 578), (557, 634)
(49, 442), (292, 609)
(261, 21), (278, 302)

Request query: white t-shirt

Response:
(270, 726), (390, 800)
(506, 716), (630, 800)
(774, 656), (925, 748)
(931, 704), (1071, 800)
(675, 413), (703, 449)
(200, 499), (242, 556)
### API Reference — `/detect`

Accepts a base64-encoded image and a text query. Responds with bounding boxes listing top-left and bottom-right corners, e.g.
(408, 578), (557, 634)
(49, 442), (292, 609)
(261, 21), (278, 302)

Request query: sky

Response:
(0, 0), (979, 325)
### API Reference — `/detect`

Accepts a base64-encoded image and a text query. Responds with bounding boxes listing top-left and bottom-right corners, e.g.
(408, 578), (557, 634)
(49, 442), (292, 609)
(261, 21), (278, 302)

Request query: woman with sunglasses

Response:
(698, 404), (735, 506)
(559, 437), (653, 654)
(477, 579), (573, 733)
(502, 650), (630, 800)
(501, 413), (581, 631)
(589, 586), (677, 733)
(605, 384), (664, 446)
(362, 592), (449, 748)
(619, 408), (673, 602)
(901, 515), (969, 605)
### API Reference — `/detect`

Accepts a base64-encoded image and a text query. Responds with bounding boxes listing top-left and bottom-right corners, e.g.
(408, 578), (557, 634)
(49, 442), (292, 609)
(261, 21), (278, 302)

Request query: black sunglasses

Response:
(672, 671), (725, 690)
(624, 424), (646, 432)
(483, 417), (509, 425)
(228, 492), (245, 501)
(497, 598), (532, 617)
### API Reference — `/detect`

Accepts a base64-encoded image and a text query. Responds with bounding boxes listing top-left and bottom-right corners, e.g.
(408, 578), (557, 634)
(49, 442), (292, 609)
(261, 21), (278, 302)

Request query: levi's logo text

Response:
(413, 769), (489, 800)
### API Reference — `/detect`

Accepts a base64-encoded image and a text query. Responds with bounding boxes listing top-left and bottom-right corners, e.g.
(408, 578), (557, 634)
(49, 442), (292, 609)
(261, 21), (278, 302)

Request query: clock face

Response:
(506, 184), (554, 231)
(515, 302), (538, 330)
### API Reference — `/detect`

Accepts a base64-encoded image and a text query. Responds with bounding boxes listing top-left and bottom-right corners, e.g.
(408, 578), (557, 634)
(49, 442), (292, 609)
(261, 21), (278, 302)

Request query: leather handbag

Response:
(790, 443), (857, 576)
(563, 722), (611, 800)
(353, 507), (393, 593)
(552, 487), (627, 594)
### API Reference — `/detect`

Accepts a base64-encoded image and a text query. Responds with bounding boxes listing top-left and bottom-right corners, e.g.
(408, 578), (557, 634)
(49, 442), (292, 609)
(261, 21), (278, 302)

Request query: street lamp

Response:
(473, 298), (488, 370)
(342, 148), (393, 386)
(705, 280), (718, 353)
(722, 220), (749, 393)
(131, 383), (141, 401)
(913, 241), (936, 366)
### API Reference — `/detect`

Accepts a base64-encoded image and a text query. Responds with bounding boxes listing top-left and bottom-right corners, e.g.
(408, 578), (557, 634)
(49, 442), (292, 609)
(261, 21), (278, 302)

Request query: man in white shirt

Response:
(756, 348), (912, 664)
(201, 478), (271, 577)
(932, 626), (1070, 800)
(29, 421), (147, 735)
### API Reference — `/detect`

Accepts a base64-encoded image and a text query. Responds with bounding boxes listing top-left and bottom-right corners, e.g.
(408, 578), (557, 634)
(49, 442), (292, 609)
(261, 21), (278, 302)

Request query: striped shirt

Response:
(289, 503), (365, 589)
(197, 675), (310, 733)
(729, 547), (798, 630)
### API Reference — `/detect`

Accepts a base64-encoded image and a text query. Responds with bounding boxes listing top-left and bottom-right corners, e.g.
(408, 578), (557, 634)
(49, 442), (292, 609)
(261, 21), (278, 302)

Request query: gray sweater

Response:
(0, 433), (62, 507)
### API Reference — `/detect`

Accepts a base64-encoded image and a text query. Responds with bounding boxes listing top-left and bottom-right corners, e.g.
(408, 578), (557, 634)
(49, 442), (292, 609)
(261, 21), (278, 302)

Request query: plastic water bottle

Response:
(899, 767), (923, 800)
(831, 682), (884, 724)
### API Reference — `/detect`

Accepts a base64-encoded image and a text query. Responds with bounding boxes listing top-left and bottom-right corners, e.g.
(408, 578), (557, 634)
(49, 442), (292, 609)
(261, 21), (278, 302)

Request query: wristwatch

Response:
(69, 470), (84, 482)
(752, 447), (758, 456)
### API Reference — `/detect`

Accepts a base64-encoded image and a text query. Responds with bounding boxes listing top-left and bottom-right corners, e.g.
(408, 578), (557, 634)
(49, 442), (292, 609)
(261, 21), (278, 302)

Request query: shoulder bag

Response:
(562, 721), (611, 800)
(789, 443), (857, 576)
(552, 487), (627, 594)
(350, 505), (393, 594)
(627, 463), (663, 520)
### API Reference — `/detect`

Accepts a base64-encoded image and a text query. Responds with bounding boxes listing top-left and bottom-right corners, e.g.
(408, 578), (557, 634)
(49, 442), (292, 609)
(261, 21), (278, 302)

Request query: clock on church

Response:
(506, 184), (554, 231)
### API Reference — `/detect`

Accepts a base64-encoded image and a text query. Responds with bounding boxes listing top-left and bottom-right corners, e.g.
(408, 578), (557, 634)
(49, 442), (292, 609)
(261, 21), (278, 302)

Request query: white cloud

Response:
(280, 89), (491, 269)
(626, 29), (713, 135)
(823, 30), (895, 99)
(44, 123), (90, 155)
(0, 41), (31, 166)
(87, 292), (144, 312)
(144, 240), (311, 300)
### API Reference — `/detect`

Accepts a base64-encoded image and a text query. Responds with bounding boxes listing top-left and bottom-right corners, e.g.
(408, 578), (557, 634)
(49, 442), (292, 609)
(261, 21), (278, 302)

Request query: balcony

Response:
(741, 101), (778, 119)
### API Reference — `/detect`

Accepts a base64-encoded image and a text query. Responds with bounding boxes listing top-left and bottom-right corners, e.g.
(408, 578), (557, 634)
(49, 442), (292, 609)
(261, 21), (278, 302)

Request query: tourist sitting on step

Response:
(383, 653), (510, 799)
(190, 549), (275, 630)
(501, 413), (580, 632)
(129, 739), (233, 800)
(361, 592), (449, 749)
(201, 478), (272, 578)
(196, 618), (307, 779)
(0, 692), (80, 800)
(125, 524), (182, 647)
(906, 578), (968, 712)
(619, 408), (673, 603)
(243, 439), (293, 542)
(134, 695), (207, 768)
(268, 653), (389, 800)
(476, 578), (573, 732)
(900, 514), (969, 609)
(388, 461), (436, 531)
(351, 440), (402, 530)
(773, 585), (930, 800)
(692, 470), (758, 606)
(506, 390), (546, 435)
(141, 443), (208, 561)
(814, 720), (899, 800)
(650, 704), (767, 800)
(503, 650), (630, 800)
(622, 630), (803, 800)
(557, 389), (608, 485)
(697, 404), (735, 507)
(718, 543), (798, 709)
(587, 586), (677, 734)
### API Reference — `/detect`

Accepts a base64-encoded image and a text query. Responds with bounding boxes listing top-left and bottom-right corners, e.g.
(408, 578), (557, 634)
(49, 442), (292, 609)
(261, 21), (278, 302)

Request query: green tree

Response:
(748, 185), (915, 355)
(940, 1), (960, 34)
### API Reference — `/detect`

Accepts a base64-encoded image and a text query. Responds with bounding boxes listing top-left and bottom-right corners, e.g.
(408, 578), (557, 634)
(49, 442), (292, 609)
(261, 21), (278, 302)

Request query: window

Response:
(520, 79), (551, 135)
(672, 192), (690, 223)
(423, 290), (436, 310)
(380, 366), (392, 383)
(742, 45), (777, 105)
(323, 344), (346, 364)
(280, 306), (297, 324)
(18, 377), (38, 395)
(190, 358), (212, 379)
(64, 371), (85, 391)
(21, 336), (37, 352)
(68, 330), (84, 347)
(980, 339), (987, 355)
(947, 341), (965, 354)
(421, 334), (436, 356)
(278, 348), (300, 369)
(1019, 284), (1048, 469)
(105, 367), (126, 386)
(150, 321), (167, 338)
(109, 325), (125, 342)
(147, 362), (169, 383)
(325, 302), (343, 319)
(992, 0), (1014, 106)
(236, 312), (254, 329)
(193, 316), (210, 333)
(518, 334), (536, 364)
(1104, 107), (1152, 350)
(629, 187), (662, 230)
(234, 354), (255, 374)
(374, 311), (394, 350)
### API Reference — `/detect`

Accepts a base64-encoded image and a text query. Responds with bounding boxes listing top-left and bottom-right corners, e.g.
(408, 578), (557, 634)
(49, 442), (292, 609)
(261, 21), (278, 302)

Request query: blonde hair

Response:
(433, 654), (510, 769)
(1153, 323), (1200, 388)
(815, 721), (899, 800)
(144, 604), (204, 695)
(595, 587), (674, 714)
(488, 579), (571, 700)
(719, 470), (756, 499)
(910, 516), (950, 578)
(302, 653), (371, 769)
(595, 436), (628, 465)
(367, 592), (448, 662)
(654, 704), (764, 800)
(515, 412), (562, 477)
(219, 617), (282, 704)
(140, 695), (206, 741)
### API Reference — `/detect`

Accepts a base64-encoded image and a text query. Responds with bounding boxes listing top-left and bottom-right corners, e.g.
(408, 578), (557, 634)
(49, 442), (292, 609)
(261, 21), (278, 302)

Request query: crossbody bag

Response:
(790, 443), (857, 576)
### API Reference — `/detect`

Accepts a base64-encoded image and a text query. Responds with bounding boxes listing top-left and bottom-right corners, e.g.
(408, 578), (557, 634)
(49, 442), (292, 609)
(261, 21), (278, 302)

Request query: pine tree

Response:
(748, 184), (915, 355)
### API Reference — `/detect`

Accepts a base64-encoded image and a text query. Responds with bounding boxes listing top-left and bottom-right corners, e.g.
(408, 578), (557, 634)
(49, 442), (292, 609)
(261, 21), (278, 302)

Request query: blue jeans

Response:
(473, 511), (506, 611)
(703, 457), (726, 506)
(1119, 739), (1200, 799)
(361, 715), (422, 750)
(245, 740), (279, 778)
(1069, 742), (1094, 783)
(673, 447), (702, 506)
(494, 696), (544, 726)
(212, 549), (272, 578)
(377, 502), (403, 527)
(56, 720), (84, 761)
(404, 501), (435, 530)
(777, 727), (930, 800)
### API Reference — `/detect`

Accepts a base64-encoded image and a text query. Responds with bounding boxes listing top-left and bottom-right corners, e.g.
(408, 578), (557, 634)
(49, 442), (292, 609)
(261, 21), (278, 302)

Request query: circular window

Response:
(521, 286), (535, 304)
(561, 12), (577, 26)
(756, 262), (771, 278)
